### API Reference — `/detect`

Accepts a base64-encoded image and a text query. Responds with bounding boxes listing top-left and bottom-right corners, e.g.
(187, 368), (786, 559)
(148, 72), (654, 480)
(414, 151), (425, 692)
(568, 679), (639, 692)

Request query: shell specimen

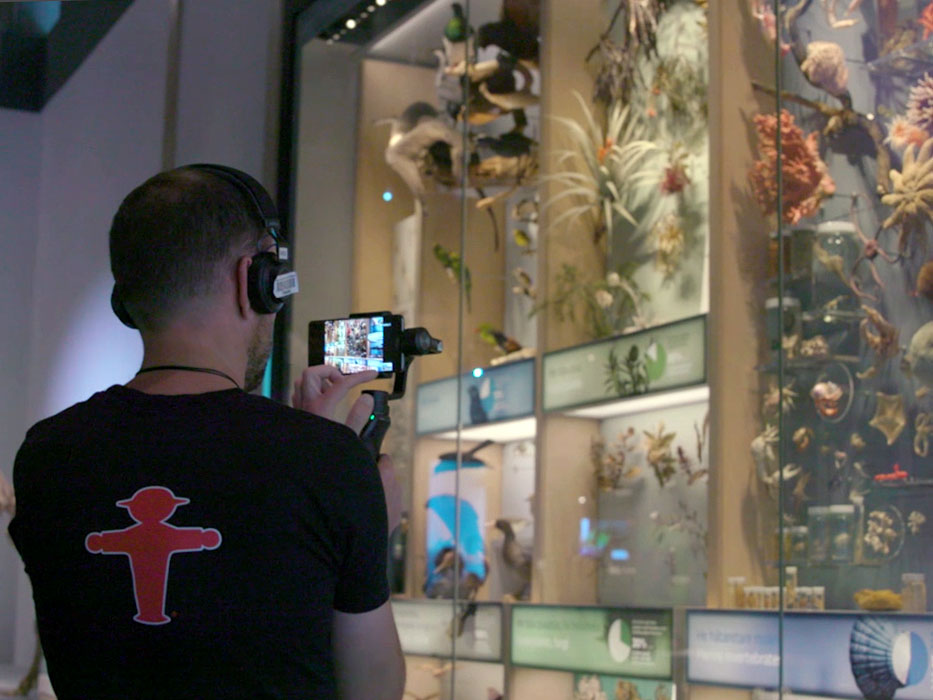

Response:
(849, 617), (929, 698)
(905, 321), (933, 390)
(907, 73), (933, 134)
(869, 392), (907, 445)
(749, 110), (835, 224)
(908, 510), (926, 535)
(864, 510), (900, 556)
(881, 138), (933, 255)
(811, 380), (844, 418)
(800, 41), (849, 97)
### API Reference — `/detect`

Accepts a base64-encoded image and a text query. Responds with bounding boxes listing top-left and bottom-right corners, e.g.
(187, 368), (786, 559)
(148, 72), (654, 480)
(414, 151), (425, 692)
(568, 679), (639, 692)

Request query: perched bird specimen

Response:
(511, 267), (535, 300)
(477, 323), (522, 355)
(493, 519), (531, 600)
(477, 54), (538, 130)
(468, 385), (489, 425)
(433, 243), (472, 311)
(477, 0), (540, 62)
(380, 102), (462, 203)
(441, 3), (475, 72)
(512, 227), (535, 253)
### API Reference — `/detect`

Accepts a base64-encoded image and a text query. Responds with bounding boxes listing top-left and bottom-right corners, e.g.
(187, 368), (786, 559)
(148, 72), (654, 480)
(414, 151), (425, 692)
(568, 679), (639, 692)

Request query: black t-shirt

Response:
(9, 386), (389, 699)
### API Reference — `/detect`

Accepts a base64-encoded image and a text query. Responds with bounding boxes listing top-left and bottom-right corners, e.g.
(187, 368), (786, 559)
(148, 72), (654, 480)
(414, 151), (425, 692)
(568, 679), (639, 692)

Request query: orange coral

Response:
(749, 110), (836, 225)
(919, 1), (933, 40)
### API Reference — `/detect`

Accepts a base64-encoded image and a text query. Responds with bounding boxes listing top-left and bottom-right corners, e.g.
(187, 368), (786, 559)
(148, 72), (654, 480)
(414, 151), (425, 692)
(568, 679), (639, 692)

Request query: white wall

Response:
(3, 0), (283, 669)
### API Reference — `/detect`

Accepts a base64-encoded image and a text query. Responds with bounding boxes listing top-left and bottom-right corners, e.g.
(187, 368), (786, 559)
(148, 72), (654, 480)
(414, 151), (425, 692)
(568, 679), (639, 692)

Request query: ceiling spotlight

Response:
(345, 18), (357, 29)
(359, 11), (368, 19)
(367, 4), (376, 10)
(376, 0), (386, 6)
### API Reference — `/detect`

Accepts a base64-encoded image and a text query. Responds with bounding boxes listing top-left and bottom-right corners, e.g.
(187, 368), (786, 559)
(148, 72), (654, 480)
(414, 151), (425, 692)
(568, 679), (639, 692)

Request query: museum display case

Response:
(283, 0), (933, 697)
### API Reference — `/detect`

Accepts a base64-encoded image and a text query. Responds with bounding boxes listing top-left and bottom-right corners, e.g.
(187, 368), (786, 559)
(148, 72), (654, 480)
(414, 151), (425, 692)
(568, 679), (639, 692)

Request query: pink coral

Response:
(749, 110), (836, 225)
(908, 73), (933, 134)
(886, 116), (929, 152)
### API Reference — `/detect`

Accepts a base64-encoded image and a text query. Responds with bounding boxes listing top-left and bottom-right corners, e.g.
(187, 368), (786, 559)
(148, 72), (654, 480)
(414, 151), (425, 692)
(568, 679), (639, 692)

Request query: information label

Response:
(416, 358), (535, 435)
(392, 600), (502, 661)
(687, 609), (933, 699)
(542, 315), (706, 412)
(511, 605), (672, 678)
(573, 674), (675, 699)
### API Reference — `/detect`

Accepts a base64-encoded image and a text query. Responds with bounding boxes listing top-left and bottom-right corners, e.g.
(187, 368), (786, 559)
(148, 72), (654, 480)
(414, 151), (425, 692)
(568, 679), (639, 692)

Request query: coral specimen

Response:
(921, 1), (933, 39)
(881, 138), (933, 255)
(793, 426), (814, 452)
(751, 0), (790, 54)
(907, 74), (933, 134)
(652, 212), (686, 277)
(751, 424), (779, 484)
(545, 93), (659, 250)
(644, 423), (678, 487)
(909, 510), (927, 535)
(905, 321), (933, 392)
(763, 377), (798, 417)
(800, 41), (849, 97)
(857, 305), (900, 379)
(886, 116), (928, 153)
(915, 412), (933, 457)
(821, 0), (862, 28)
(864, 510), (900, 556)
(749, 110), (835, 225)
(811, 381), (844, 418)
(869, 392), (907, 445)
(853, 589), (902, 611)
(800, 335), (831, 358)
(915, 260), (933, 300)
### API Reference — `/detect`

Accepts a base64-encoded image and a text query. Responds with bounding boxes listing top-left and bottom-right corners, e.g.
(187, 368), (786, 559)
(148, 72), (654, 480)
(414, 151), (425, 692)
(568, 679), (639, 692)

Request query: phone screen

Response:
(320, 315), (394, 375)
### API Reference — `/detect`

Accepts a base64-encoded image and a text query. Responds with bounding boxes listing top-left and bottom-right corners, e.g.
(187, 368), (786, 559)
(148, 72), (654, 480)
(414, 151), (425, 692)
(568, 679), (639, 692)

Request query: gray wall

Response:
(1, 0), (283, 670)
(0, 108), (42, 666)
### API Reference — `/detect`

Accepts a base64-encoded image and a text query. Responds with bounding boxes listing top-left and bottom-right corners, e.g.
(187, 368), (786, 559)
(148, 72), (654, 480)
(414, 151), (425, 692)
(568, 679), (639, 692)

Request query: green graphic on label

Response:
(511, 606), (672, 678)
(644, 340), (667, 382)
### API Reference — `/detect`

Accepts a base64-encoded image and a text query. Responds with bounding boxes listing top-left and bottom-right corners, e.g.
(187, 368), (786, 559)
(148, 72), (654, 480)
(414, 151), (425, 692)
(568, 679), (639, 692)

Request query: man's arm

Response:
(333, 601), (406, 700)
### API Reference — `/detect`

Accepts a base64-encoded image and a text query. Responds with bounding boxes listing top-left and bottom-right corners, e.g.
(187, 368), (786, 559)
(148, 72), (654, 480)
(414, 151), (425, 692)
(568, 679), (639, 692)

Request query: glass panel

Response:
(773, 1), (933, 699)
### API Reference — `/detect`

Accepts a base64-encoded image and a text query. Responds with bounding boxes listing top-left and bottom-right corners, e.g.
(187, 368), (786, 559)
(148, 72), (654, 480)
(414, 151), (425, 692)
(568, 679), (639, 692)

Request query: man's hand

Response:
(292, 366), (377, 431)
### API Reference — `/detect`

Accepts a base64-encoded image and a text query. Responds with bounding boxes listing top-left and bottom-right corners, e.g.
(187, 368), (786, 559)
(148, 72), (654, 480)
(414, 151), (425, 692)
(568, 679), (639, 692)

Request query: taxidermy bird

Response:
(433, 243), (472, 311)
(494, 518), (532, 600)
(511, 267), (535, 300)
(477, 0), (540, 62)
(477, 131), (535, 159)
(468, 385), (489, 425)
(441, 3), (475, 73)
(475, 54), (537, 132)
(512, 228), (534, 253)
(379, 102), (461, 203)
(477, 323), (522, 355)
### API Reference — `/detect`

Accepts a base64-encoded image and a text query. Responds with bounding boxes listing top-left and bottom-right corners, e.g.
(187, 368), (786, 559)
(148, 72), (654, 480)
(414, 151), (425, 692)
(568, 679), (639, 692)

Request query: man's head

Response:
(109, 166), (268, 331)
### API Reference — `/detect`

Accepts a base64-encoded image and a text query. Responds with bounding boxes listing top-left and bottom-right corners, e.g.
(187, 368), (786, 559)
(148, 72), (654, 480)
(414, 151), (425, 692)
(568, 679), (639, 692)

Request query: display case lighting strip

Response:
(326, 0), (391, 43)
(564, 385), (710, 420)
(435, 416), (537, 443)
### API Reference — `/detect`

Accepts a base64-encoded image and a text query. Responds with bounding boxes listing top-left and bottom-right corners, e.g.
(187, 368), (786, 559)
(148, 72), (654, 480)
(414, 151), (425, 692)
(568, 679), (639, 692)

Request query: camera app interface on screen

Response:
(324, 316), (392, 374)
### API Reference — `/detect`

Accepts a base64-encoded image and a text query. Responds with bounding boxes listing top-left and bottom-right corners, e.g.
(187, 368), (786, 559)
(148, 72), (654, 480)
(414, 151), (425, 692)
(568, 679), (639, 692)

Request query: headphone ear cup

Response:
(111, 285), (138, 329)
(247, 252), (286, 314)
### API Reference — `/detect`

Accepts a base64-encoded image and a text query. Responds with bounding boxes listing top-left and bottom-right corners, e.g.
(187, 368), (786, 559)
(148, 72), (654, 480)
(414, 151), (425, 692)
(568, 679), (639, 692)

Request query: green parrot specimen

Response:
(476, 323), (522, 355)
(444, 3), (469, 42)
(433, 243), (472, 311)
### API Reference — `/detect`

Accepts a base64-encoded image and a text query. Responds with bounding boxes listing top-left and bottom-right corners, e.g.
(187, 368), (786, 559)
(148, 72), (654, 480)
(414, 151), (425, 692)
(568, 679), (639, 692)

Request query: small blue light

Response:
(472, 367), (484, 378)
(382, 190), (393, 202)
(610, 549), (630, 561)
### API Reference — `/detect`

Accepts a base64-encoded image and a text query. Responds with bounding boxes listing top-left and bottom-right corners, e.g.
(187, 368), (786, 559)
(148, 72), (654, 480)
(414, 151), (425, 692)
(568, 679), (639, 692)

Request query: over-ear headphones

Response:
(111, 163), (299, 329)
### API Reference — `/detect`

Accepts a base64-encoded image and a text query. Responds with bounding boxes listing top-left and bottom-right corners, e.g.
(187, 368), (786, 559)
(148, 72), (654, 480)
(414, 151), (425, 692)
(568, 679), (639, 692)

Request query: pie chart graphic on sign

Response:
(608, 618), (633, 663)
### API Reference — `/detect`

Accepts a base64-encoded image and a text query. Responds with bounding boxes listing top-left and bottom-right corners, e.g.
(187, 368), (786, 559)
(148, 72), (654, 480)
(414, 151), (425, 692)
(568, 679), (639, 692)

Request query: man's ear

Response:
(236, 256), (252, 318)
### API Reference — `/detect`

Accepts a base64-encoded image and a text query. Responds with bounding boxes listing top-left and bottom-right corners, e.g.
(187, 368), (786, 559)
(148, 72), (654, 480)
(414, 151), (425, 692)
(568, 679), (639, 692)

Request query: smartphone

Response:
(308, 313), (400, 378)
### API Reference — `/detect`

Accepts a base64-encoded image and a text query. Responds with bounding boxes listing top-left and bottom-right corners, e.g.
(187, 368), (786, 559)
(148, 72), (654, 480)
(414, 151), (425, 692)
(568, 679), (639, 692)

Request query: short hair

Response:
(109, 167), (264, 330)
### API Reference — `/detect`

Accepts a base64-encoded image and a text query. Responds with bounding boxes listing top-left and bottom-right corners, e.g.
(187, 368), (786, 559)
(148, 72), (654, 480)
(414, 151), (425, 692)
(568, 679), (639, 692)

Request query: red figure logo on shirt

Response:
(85, 486), (221, 625)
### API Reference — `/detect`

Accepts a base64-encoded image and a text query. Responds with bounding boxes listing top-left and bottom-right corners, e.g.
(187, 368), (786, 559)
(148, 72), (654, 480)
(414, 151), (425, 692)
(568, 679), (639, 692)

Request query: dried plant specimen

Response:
(749, 110), (835, 225)
(652, 212), (686, 277)
(644, 423), (678, 487)
(591, 429), (640, 490)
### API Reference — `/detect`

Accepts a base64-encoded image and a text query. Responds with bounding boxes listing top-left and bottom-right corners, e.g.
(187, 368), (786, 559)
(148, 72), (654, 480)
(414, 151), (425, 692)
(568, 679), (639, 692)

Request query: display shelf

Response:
(392, 599), (504, 662)
(561, 385), (709, 420)
(433, 416), (536, 443)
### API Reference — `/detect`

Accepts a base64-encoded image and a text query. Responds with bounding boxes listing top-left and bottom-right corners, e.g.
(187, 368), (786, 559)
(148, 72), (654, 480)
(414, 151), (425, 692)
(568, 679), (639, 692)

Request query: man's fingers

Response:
(332, 370), (379, 392)
(345, 393), (375, 434)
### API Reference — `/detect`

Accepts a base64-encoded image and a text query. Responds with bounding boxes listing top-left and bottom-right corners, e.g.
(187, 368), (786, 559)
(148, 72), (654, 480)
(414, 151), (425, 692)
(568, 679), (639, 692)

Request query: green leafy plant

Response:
(605, 344), (650, 397)
(535, 263), (647, 340)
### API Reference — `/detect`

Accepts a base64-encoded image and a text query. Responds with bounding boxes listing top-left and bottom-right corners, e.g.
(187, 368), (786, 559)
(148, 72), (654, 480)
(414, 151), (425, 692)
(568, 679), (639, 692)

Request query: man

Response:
(9, 165), (405, 699)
